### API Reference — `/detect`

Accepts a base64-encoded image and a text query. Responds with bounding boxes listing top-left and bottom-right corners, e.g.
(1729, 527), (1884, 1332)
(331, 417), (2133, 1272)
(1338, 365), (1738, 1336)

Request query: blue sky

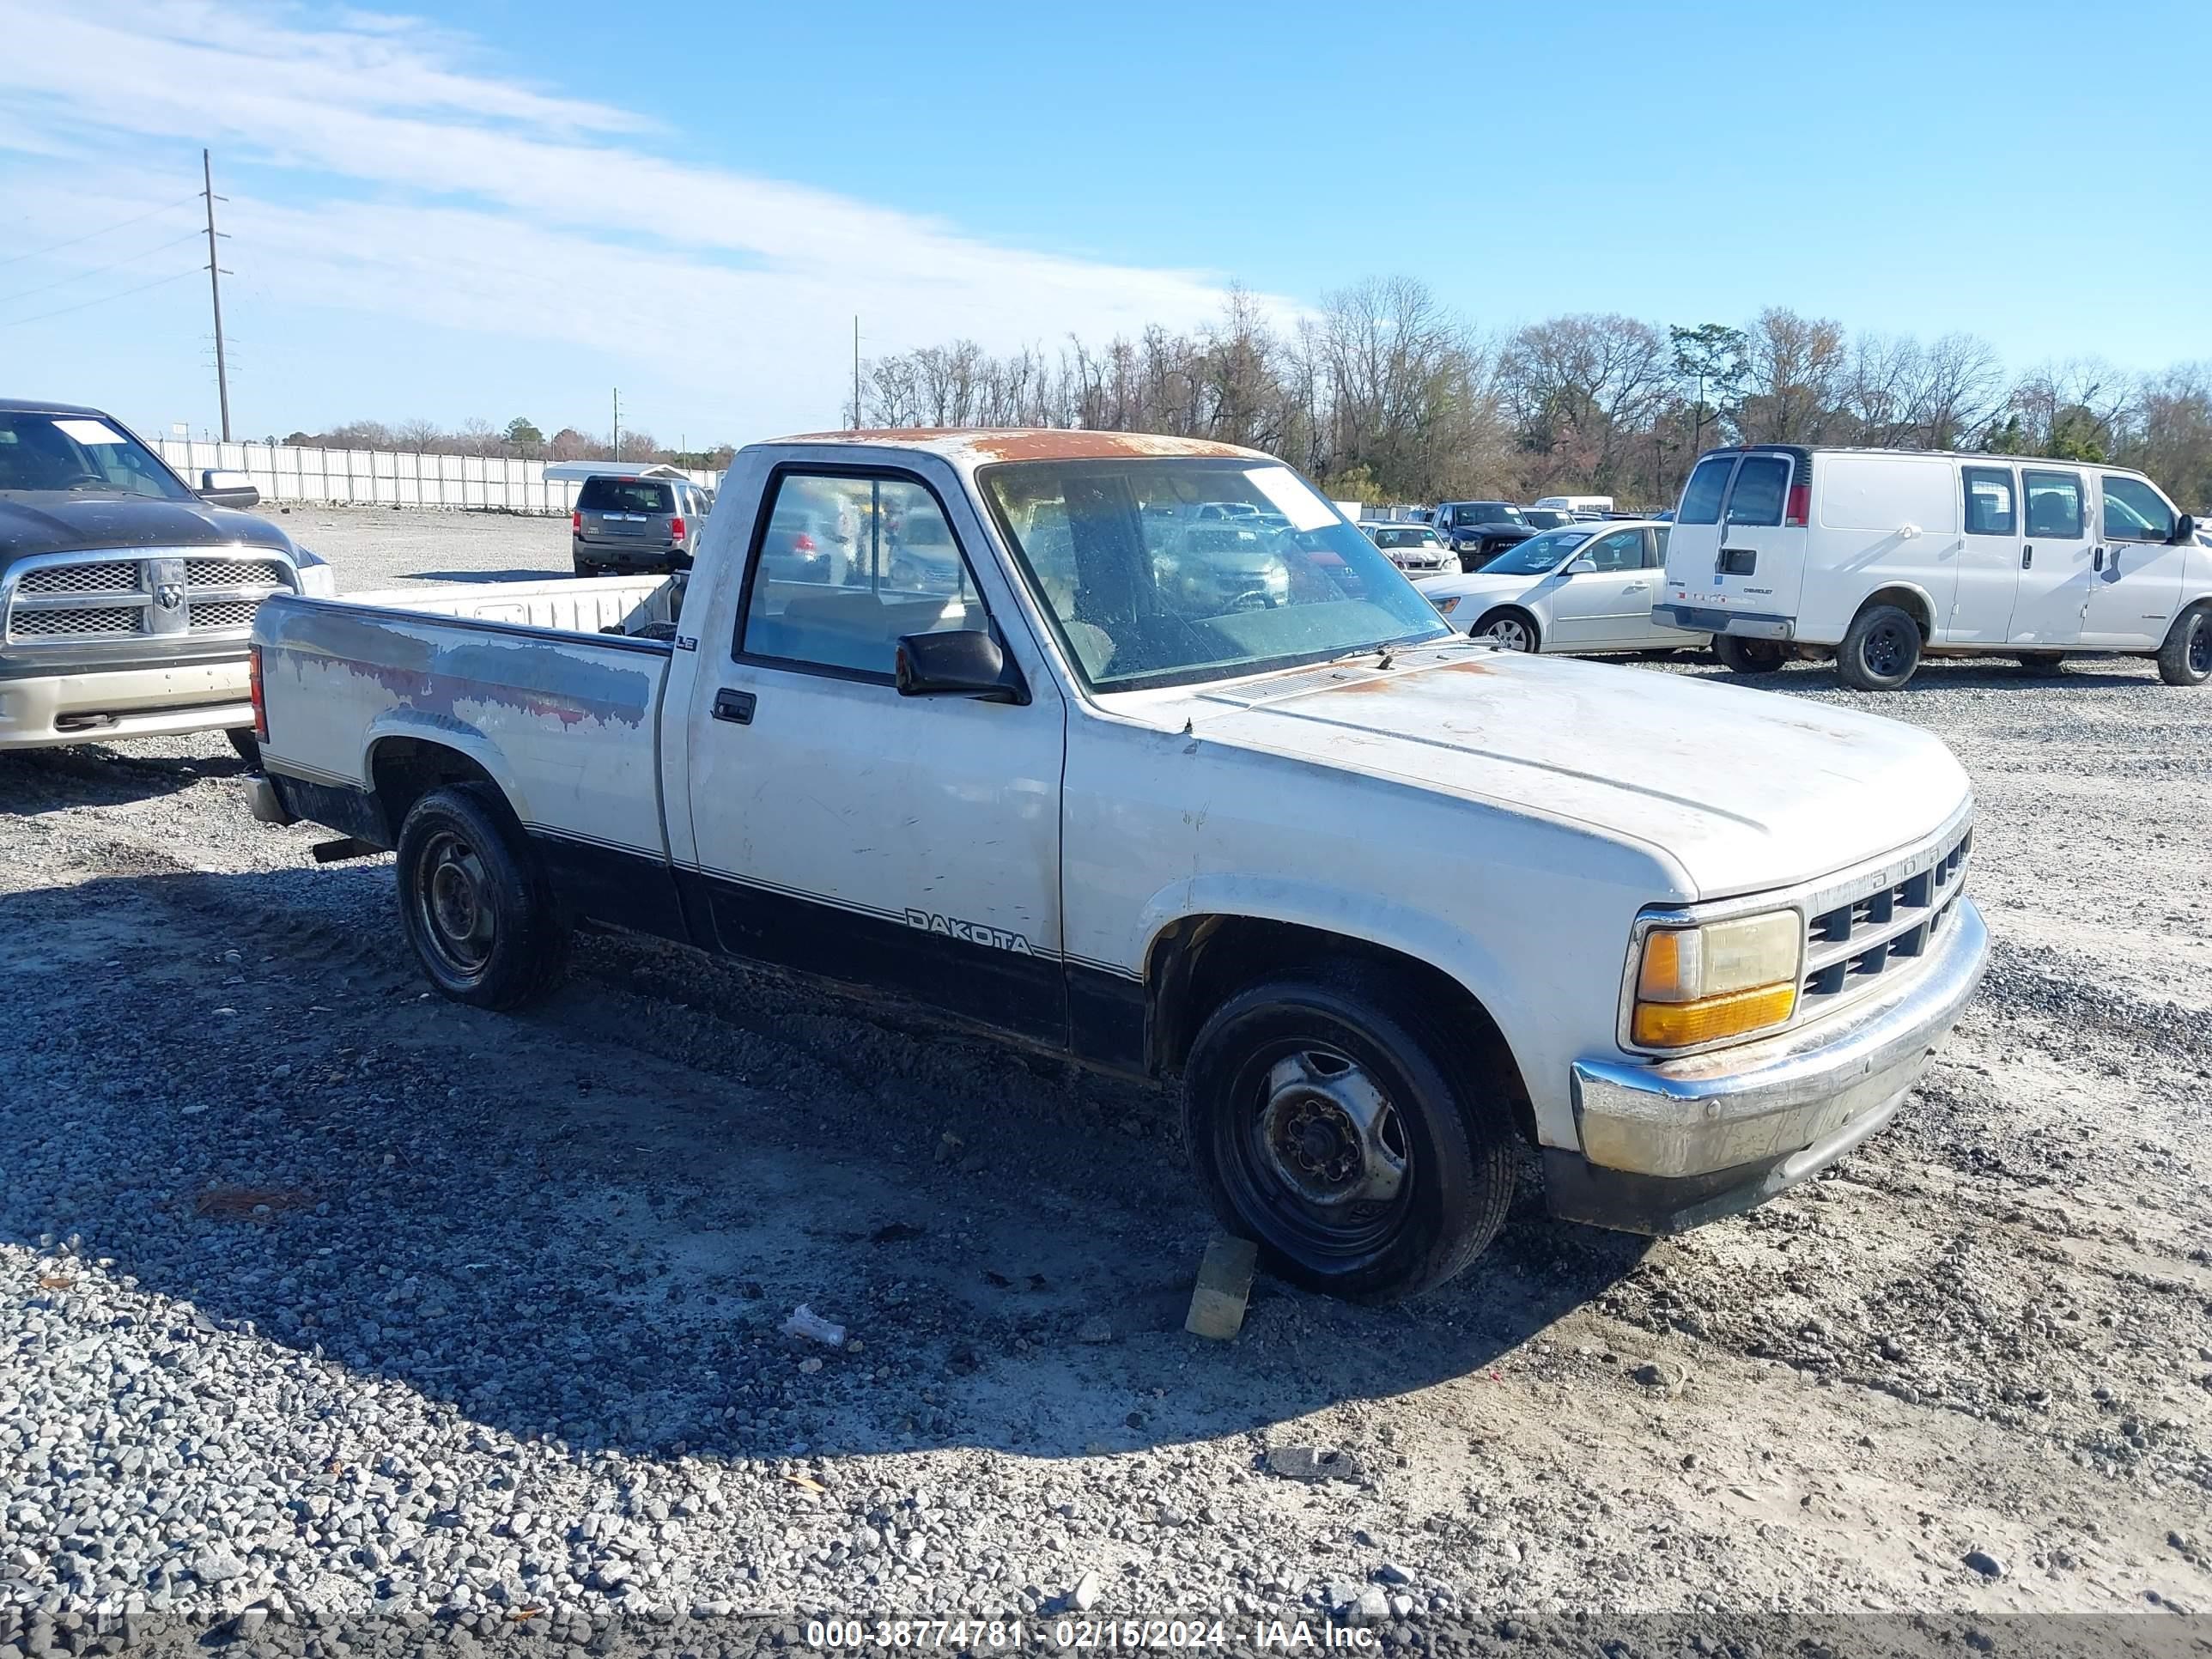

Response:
(2, 0), (2206, 447)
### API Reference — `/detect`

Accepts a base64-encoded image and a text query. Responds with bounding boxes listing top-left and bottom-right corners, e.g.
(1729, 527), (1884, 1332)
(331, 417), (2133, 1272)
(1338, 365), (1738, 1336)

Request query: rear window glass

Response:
(578, 478), (673, 514)
(1677, 456), (1733, 525)
(1962, 466), (2016, 536)
(2022, 471), (2084, 539)
(1723, 456), (1790, 526)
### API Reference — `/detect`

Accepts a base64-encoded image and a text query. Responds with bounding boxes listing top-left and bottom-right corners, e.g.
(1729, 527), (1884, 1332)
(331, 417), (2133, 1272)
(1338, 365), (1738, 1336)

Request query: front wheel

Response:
(1712, 635), (1787, 674)
(1837, 604), (1923, 690)
(1471, 610), (1539, 653)
(395, 784), (570, 1010)
(2157, 605), (2211, 687)
(1182, 969), (1516, 1303)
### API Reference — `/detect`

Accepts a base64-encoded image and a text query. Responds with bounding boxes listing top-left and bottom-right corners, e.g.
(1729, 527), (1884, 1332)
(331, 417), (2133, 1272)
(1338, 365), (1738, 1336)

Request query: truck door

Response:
(2082, 474), (2186, 647)
(2007, 469), (2092, 648)
(684, 463), (1069, 1044)
(1947, 464), (2023, 643)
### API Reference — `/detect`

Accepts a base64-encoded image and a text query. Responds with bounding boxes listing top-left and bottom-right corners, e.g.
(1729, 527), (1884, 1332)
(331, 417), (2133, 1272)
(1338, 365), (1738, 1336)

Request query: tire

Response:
(2016, 653), (2067, 676)
(1712, 634), (1787, 674)
(225, 727), (262, 769)
(2158, 604), (2212, 687)
(394, 784), (570, 1010)
(1470, 609), (1539, 653)
(1836, 604), (1923, 691)
(1181, 966), (1516, 1303)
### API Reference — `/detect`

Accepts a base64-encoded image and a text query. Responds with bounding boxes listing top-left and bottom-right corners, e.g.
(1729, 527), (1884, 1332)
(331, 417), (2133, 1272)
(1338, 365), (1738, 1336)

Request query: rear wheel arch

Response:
(1144, 914), (1537, 1151)
(367, 735), (516, 846)
(1854, 584), (1936, 639)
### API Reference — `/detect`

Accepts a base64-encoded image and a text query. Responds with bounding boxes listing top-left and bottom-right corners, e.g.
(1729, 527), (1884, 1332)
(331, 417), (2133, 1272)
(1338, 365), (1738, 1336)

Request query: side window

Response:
(1961, 466), (2017, 536)
(2022, 471), (2085, 539)
(1644, 526), (1668, 567)
(1677, 456), (1734, 525)
(2101, 475), (2175, 543)
(1723, 455), (1789, 526)
(738, 471), (985, 678)
(1583, 529), (1644, 573)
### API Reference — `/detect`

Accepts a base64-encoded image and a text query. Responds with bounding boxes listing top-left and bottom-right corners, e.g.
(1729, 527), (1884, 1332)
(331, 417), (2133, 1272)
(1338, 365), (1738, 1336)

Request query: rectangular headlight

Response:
(1631, 909), (1801, 1048)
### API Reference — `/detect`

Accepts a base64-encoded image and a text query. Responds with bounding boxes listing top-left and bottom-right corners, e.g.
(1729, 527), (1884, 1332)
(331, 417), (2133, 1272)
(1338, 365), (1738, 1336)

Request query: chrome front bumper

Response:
(1548, 896), (1987, 1231)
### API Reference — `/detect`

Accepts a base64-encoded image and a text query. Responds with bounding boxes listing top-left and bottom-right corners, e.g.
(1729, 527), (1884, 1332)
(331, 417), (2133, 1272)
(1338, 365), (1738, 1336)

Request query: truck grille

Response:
(1799, 827), (1972, 1013)
(19, 561), (140, 595)
(11, 605), (143, 637)
(2, 550), (295, 647)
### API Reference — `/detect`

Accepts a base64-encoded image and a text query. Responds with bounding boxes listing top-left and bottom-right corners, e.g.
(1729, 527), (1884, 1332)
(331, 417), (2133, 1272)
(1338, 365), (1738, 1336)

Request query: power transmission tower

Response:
(202, 149), (233, 442)
(611, 388), (621, 460)
(853, 316), (861, 428)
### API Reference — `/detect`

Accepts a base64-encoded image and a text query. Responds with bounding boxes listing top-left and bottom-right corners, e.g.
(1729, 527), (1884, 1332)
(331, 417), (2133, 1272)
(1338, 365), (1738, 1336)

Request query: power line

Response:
(0, 267), (200, 331)
(0, 230), (206, 308)
(0, 193), (200, 270)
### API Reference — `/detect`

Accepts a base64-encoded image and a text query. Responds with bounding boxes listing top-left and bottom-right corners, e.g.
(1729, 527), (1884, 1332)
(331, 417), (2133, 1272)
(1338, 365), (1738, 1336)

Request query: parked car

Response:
(1152, 524), (1290, 614)
(1364, 522), (1455, 576)
(1519, 507), (1577, 532)
(0, 398), (331, 757)
(888, 505), (965, 593)
(1659, 445), (2210, 689)
(1421, 521), (1707, 655)
(1432, 501), (1537, 569)
(758, 501), (851, 587)
(572, 472), (702, 575)
(1534, 494), (1614, 519)
(246, 428), (1986, 1304)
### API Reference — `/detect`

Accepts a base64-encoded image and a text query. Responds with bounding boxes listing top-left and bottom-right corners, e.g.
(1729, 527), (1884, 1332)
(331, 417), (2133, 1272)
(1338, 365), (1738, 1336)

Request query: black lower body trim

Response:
(1542, 1146), (1802, 1236)
(270, 774), (392, 848)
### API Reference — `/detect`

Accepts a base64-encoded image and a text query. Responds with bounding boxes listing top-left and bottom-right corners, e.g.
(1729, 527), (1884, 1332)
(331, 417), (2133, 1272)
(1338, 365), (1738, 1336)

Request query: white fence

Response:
(153, 440), (724, 517)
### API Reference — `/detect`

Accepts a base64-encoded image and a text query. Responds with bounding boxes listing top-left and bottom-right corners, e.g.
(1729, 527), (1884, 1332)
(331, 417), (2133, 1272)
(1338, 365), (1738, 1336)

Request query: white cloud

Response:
(0, 0), (1270, 434)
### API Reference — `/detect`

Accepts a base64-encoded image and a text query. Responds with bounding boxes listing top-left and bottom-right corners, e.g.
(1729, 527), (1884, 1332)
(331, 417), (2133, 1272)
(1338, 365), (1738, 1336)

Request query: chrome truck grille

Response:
(1798, 825), (1972, 1017)
(2, 550), (295, 647)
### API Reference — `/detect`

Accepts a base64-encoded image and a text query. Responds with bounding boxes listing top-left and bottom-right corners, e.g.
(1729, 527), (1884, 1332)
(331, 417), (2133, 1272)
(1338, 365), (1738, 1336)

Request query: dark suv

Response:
(1432, 501), (1537, 570)
(572, 473), (706, 575)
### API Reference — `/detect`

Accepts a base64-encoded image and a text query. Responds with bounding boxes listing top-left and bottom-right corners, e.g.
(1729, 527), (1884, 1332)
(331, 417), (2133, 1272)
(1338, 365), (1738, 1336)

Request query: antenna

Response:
(202, 149), (233, 442)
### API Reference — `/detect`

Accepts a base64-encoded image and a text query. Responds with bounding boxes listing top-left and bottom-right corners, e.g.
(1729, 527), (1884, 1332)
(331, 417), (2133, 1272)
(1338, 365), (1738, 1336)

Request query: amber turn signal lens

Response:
(1631, 983), (1797, 1048)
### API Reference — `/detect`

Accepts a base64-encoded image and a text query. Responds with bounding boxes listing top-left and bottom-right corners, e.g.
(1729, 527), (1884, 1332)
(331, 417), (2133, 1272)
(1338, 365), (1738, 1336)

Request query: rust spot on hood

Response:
(1437, 658), (1498, 675)
(772, 428), (1261, 464)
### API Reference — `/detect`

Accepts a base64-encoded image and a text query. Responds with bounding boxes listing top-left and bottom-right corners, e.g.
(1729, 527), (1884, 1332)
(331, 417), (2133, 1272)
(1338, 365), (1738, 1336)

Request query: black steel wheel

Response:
(1182, 967), (1515, 1303)
(2158, 605), (2212, 687)
(1838, 604), (1923, 691)
(1713, 635), (1787, 674)
(395, 784), (569, 1009)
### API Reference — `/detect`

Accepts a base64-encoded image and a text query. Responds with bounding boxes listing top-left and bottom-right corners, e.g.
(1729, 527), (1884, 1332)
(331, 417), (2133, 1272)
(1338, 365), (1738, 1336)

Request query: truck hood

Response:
(0, 495), (295, 562)
(1121, 645), (1972, 901)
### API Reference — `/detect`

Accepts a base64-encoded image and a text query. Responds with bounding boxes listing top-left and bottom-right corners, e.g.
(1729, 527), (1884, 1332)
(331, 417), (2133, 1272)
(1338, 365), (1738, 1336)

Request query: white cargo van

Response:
(1656, 446), (2210, 690)
(1534, 494), (1613, 519)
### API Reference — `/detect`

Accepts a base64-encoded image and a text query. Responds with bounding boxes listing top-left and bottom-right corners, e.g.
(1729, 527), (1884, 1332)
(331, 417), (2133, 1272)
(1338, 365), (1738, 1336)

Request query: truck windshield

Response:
(981, 459), (1449, 691)
(0, 412), (192, 501)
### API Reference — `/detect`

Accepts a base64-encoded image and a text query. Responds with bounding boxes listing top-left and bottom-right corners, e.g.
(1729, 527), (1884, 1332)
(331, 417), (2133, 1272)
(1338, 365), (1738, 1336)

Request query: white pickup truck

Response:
(246, 430), (1989, 1302)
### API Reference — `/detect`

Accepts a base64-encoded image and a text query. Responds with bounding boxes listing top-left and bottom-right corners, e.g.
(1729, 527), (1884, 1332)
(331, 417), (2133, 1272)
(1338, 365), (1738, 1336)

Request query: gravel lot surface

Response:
(3, 507), (2209, 1654)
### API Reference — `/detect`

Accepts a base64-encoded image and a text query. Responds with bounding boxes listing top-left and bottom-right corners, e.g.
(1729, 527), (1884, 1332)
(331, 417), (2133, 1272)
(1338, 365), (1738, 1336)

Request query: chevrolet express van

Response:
(1656, 446), (2209, 690)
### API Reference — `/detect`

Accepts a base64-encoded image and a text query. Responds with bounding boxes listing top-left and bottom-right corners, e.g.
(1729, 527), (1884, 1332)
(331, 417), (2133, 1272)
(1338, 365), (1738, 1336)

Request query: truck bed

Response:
(252, 575), (680, 862)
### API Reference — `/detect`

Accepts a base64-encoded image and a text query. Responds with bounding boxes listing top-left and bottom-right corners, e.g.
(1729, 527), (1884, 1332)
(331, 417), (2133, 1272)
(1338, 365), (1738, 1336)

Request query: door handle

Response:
(2021, 545), (2033, 569)
(2094, 547), (2105, 572)
(1622, 582), (1648, 592)
(712, 688), (756, 725)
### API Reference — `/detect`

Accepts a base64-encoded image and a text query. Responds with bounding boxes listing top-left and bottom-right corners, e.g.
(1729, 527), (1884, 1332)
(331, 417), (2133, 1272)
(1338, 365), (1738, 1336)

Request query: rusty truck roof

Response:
(762, 428), (1273, 466)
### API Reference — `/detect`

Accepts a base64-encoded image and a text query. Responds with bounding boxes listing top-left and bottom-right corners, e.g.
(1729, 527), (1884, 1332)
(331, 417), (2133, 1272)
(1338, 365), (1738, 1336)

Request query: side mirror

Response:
(198, 468), (260, 509)
(1565, 556), (1597, 574)
(894, 629), (1025, 703)
(2169, 514), (2197, 546)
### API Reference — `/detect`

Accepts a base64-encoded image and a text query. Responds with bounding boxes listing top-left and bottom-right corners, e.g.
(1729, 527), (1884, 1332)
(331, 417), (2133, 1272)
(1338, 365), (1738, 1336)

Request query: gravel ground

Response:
(3, 507), (2210, 1655)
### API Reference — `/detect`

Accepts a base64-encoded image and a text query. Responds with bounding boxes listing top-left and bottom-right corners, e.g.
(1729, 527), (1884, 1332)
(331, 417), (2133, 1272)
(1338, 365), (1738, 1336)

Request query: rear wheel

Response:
(1713, 635), (1787, 674)
(224, 728), (262, 769)
(2157, 604), (2212, 687)
(1837, 605), (1923, 691)
(395, 784), (570, 1010)
(1471, 610), (1538, 653)
(1182, 967), (1516, 1303)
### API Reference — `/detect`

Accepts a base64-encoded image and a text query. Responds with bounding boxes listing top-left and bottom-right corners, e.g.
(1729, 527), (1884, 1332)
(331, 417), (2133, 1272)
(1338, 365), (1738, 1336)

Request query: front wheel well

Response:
(1854, 586), (1934, 638)
(1147, 915), (1536, 1147)
(1469, 605), (1540, 644)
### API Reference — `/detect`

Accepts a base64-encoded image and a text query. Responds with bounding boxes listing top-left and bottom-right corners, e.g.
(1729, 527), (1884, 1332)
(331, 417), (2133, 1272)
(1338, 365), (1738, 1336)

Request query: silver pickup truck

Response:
(247, 429), (1989, 1302)
(0, 399), (331, 754)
